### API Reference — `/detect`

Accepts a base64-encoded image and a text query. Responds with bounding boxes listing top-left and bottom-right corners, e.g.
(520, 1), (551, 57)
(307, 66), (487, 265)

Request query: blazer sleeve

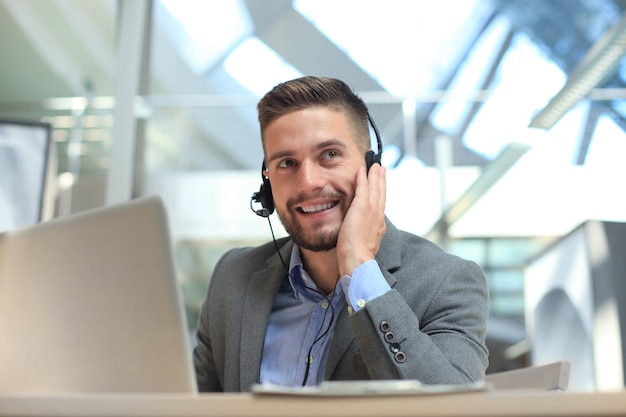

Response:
(193, 309), (222, 391)
(193, 259), (224, 392)
(347, 253), (489, 384)
(193, 246), (248, 392)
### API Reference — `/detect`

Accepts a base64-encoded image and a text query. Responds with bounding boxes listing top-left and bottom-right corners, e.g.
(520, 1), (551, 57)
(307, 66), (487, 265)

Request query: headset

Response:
(250, 114), (383, 218)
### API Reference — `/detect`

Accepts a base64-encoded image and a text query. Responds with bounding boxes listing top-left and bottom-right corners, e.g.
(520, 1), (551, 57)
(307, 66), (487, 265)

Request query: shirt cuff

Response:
(339, 260), (391, 312)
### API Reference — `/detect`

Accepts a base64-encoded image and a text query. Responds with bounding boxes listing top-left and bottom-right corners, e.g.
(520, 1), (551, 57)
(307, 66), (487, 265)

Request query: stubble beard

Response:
(277, 192), (349, 252)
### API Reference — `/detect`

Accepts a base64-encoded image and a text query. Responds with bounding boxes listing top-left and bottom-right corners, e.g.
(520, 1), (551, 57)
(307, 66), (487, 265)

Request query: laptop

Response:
(0, 196), (197, 394)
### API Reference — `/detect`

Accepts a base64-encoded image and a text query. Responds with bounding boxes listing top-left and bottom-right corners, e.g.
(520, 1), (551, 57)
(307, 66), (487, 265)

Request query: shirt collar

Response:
(286, 244), (306, 298)
(286, 244), (343, 301)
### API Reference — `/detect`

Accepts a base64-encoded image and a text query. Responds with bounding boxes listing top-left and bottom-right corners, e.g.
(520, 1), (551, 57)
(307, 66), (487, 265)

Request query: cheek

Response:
(268, 181), (290, 209)
(334, 171), (357, 195)
(270, 166), (358, 202)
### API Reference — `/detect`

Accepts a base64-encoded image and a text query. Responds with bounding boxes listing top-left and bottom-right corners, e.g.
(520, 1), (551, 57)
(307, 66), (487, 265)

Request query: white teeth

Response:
(301, 202), (333, 213)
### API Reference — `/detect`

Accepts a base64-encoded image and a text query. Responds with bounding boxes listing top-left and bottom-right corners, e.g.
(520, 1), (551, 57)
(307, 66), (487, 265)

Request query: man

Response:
(193, 76), (489, 392)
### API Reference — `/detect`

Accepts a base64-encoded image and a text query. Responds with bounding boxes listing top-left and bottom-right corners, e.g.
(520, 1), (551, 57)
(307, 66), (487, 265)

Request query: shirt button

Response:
(321, 301), (329, 309)
(357, 299), (366, 308)
(347, 306), (354, 314)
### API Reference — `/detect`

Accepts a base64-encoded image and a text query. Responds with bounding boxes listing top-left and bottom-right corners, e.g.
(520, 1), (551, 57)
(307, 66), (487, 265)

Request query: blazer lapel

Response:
(239, 239), (292, 391)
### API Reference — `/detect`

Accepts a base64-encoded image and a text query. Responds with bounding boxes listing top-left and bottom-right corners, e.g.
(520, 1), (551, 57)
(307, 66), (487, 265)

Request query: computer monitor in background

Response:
(0, 119), (54, 233)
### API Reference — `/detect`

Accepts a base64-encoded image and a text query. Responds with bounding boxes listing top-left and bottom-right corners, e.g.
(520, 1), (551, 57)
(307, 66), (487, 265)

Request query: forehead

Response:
(262, 107), (360, 154)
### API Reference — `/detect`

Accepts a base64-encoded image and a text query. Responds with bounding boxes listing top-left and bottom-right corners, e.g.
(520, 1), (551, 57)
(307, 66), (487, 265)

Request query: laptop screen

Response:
(0, 196), (197, 394)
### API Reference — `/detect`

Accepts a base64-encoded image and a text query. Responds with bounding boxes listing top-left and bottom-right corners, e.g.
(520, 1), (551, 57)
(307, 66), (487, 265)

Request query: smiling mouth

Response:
(298, 201), (338, 214)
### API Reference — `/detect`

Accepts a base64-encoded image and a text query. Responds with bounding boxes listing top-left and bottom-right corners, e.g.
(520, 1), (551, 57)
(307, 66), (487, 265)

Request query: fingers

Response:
(363, 163), (386, 217)
(336, 164), (387, 276)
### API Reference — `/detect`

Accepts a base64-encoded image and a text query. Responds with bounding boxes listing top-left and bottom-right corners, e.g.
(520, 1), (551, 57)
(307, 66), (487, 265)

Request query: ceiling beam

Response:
(530, 11), (626, 130)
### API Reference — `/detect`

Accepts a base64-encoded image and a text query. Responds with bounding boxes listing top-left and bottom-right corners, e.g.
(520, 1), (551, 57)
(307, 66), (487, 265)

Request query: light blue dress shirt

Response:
(260, 244), (391, 387)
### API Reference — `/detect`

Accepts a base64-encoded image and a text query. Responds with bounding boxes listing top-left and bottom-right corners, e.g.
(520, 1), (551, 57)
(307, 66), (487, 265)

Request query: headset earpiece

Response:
(250, 162), (274, 217)
(365, 150), (381, 174)
(366, 114), (383, 174)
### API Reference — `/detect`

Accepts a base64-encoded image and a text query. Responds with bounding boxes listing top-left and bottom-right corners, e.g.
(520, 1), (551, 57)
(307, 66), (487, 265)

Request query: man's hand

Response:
(336, 163), (387, 277)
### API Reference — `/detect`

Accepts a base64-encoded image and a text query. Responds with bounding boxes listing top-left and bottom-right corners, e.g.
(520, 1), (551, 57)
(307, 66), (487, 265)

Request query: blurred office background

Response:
(2, 0), (626, 391)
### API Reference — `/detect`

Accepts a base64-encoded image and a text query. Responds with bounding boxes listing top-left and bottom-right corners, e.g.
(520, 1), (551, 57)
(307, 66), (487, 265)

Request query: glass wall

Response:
(2, 1), (626, 364)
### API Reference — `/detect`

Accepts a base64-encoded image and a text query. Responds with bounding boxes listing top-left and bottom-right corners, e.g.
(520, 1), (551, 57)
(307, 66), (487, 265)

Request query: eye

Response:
(277, 158), (297, 168)
(321, 149), (340, 160)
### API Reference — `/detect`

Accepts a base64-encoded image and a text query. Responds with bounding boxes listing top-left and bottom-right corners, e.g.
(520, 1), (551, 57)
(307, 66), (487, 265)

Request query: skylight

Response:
(461, 33), (567, 159)
(586, 113), (626, 167)
(294, 0), (482, 95)
(159, 0), (252, 73)
(224, 37), (303, 97)
(430, 16), (513, 136)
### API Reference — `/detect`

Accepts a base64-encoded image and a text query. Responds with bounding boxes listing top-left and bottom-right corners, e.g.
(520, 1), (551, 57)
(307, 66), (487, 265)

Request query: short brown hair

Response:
(257, 76), (370, 153)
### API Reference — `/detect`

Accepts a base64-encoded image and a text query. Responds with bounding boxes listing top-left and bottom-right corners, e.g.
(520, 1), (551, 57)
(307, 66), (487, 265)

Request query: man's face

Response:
(263, 107), (366, 252)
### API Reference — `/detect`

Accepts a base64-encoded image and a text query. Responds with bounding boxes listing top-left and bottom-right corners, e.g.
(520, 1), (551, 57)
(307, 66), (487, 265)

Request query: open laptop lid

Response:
(0, 196), (197, 394)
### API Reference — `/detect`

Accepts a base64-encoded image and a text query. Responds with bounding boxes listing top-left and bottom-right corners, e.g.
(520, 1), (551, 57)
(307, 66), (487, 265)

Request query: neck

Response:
(299, 247), (340, 295)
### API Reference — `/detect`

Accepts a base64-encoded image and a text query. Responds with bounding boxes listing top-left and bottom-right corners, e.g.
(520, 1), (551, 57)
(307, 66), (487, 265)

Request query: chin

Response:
(292, 226), (340, 252)
(299, 239), (337, 253)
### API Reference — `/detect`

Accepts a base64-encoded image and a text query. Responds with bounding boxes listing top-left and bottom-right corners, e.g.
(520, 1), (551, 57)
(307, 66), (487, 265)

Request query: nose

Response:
(296, 160), (325, 194)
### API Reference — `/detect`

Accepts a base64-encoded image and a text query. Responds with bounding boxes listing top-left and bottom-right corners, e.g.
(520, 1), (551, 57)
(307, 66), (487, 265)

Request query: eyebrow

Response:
(266, 139), (348, 165)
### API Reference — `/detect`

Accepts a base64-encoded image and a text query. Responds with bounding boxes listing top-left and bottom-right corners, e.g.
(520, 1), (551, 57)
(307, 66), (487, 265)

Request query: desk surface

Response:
(0, 390), (625, 417)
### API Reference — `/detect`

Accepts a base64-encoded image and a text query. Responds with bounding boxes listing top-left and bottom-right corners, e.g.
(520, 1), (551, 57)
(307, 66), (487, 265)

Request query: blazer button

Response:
(389, 342), (401, 353)
(394, 352), (406, 363)
(384, 331), (396, 343)
(380, 321), (390, 332)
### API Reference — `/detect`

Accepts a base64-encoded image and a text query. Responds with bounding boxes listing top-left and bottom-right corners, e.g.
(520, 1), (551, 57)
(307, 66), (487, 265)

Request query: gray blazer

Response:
(193, 220), (489, 392)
